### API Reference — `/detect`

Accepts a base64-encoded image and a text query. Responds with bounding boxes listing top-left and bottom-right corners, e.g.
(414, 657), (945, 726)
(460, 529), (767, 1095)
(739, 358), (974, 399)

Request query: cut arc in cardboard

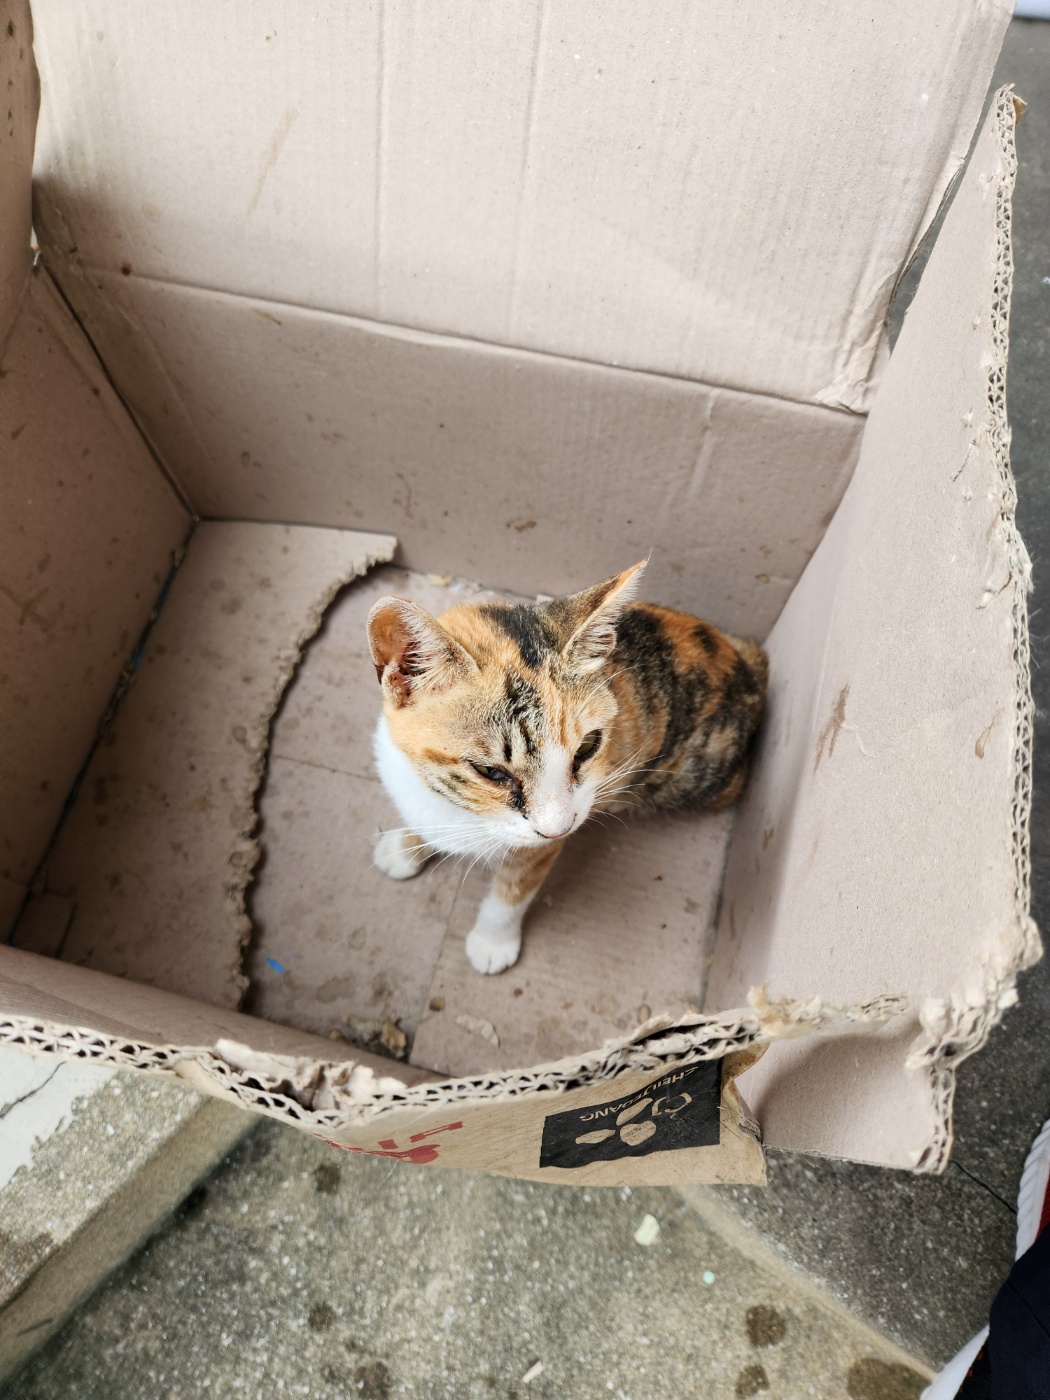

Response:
(0, 0), (1037, 1183)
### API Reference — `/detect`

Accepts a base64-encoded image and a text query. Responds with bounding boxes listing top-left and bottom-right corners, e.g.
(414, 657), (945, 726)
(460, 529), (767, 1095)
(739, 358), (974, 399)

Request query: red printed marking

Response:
(410, 1121), (463, 1143)
(315, 1120), (464, 1166)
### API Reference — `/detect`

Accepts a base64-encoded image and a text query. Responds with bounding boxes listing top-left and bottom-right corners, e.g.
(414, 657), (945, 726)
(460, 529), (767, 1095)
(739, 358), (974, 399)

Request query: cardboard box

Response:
(0, 0), (1037, 1184)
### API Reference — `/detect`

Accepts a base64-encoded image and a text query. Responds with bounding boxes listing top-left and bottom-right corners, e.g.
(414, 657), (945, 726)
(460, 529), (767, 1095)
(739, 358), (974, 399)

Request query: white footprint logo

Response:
(574, 1091), (692, 1150)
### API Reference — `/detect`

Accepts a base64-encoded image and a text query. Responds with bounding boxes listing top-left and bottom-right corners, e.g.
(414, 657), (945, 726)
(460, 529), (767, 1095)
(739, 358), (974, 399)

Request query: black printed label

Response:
(539, 1059), (722, 1169)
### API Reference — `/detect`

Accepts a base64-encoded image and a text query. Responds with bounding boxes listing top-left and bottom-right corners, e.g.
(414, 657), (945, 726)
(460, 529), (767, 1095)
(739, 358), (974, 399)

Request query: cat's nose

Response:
(531, 793), (575, 840)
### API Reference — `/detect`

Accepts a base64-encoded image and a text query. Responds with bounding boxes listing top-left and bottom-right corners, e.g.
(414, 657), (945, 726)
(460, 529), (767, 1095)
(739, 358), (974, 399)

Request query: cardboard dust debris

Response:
(0, 0), (1036, 1184)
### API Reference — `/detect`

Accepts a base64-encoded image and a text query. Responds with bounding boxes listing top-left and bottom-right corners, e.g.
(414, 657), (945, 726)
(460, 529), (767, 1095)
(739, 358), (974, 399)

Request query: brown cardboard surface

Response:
(0, 0), (36, 350)
(247, 757), (460, 1042)
(31, 1), (1008, 409)
(34, 273), (862, 639)
(296, 1059), (766, 1188)
(411, 812), (731, 1078)
(19, 523), (395, 1007)
(0, 268), (189, 938)
(0, 940), (765, 1184)
(707, 93), (1037, 1170)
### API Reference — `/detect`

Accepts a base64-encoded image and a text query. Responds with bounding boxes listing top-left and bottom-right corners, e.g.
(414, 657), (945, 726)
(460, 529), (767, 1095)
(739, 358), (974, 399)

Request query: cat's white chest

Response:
(373, 715), (507, 858)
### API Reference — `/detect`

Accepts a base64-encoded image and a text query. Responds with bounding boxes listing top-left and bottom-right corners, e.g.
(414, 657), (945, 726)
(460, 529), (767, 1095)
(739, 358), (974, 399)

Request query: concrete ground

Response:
(3, 15), (1049, 1400)
(4, 1120), (928, 1400)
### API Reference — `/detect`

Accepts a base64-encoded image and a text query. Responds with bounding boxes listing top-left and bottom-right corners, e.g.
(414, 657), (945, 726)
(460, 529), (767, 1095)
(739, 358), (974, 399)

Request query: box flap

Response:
(706, 90), (1038, 1171)
(0, 269), (189, 937)
(0, 942), (897, 1186)
(31, 0), (1010, 410)
(0, 944), (434, 1084)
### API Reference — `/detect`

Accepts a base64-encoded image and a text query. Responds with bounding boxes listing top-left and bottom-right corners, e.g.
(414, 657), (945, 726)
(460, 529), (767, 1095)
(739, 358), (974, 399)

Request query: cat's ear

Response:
(560, 561), (647, 676)
(367, 597), (476, 707)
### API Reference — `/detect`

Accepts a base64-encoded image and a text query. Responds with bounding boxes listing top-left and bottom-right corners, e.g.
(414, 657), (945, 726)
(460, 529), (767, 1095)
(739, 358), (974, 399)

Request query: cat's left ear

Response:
(561, 561), (647, 676)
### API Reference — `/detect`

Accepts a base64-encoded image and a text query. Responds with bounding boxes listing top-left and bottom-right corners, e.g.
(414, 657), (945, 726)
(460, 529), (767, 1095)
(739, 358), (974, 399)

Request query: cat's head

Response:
(367, 562), (646, 847)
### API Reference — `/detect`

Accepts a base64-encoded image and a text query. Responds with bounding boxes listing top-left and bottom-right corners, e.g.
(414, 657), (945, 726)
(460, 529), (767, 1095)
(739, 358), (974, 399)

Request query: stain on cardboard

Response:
(246, 107), (298, 219)
(814, 681), (850, 772)
(974, 709), (1001, 759)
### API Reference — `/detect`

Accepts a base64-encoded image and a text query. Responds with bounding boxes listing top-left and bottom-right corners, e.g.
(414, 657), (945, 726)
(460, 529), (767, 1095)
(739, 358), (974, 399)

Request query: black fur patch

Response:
(613, 605), (753, 810)
(482, 604), (557, 670)
(502, 673), (541, 758)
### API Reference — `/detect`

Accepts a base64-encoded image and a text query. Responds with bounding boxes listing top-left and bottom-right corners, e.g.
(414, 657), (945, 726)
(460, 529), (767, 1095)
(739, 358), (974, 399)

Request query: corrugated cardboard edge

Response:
(906, 88), (1041, 1173)
(0, 990), (904, 1135)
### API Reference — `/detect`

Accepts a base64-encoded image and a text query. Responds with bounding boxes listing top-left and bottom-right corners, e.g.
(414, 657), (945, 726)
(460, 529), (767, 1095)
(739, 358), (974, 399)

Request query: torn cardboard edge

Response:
(221, 528), (400, 1003)
(0, 975), (904, 1184)
(906, 88), (1039, 1173)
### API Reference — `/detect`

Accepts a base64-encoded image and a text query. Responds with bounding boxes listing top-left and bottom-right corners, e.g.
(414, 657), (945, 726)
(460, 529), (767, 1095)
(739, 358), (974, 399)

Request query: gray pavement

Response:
(3, 15), (1049, 1399)
(4, 1119), (929, 1400)
(0, 1049), (249, 1384)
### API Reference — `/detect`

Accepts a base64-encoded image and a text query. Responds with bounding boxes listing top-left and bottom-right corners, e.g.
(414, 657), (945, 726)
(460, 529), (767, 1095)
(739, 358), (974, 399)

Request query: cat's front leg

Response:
(465, 841), (563, 975)
(373, 829), (433, 880)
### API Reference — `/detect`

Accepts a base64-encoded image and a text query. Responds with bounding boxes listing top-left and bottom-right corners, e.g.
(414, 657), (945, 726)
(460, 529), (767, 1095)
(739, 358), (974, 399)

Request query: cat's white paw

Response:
(373, 830), (429, 880)
(465, 888), (531, 973)
(465, 922), (522, 975)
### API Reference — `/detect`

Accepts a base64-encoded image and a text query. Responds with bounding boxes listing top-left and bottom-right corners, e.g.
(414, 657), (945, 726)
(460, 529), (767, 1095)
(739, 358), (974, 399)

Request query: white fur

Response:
(529, 742), (578, 839)
(372, 829), (431, 879)
(373, 716), (521, 858)
(373, 715), (595, 975)
(374, 715), (584, 855)
(465, 886), (538, 974)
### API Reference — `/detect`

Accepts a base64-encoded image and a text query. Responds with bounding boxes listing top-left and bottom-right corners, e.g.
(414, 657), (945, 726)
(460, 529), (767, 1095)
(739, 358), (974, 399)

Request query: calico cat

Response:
(368, 562), (767, 975)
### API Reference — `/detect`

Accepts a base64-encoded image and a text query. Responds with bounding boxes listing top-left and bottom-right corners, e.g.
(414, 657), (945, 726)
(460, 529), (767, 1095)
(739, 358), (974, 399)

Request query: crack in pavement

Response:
(0, 1065), (62, 1123)
(951, 1158), (1017, 1215)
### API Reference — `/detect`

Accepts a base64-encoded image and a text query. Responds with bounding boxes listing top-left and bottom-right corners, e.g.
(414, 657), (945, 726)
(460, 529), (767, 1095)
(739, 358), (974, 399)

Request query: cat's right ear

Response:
(561, 560), (647, 677)
(367, 597), (476, 707)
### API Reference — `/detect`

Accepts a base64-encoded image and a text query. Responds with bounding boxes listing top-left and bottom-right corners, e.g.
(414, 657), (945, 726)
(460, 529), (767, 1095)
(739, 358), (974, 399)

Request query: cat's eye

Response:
(469, 760), (511, 784)
(574, 730), (602, 764)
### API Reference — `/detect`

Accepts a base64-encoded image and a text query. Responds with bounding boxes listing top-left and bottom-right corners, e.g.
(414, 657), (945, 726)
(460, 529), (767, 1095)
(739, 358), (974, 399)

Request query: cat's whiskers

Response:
(590, 745), (663, 800)
(454, 834), (516, 883)
(593, 755), (680, 799)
